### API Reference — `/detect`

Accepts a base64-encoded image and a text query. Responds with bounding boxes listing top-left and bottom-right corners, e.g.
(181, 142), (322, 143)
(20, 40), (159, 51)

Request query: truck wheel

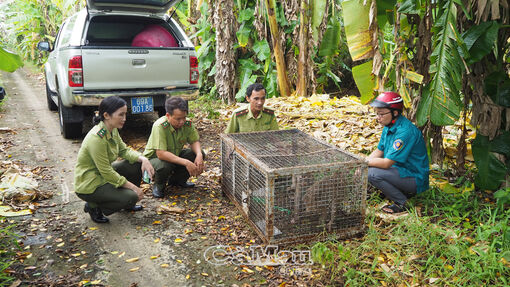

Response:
(156, 107), (166, 117)
(58, 97), (83, 139)
(46, 82), (58, 111)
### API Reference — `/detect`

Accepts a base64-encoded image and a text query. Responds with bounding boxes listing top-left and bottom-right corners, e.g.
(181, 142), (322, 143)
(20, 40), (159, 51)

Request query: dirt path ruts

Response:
(0, 69), (253, 287)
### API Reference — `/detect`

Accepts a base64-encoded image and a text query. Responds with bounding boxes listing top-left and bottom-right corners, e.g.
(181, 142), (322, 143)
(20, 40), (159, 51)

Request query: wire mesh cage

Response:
(221, 129), (367, 244)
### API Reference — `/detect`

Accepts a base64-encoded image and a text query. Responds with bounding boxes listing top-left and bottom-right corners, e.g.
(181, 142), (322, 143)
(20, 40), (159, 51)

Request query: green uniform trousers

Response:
(76, 160), (142, 216)
(150, 149), (205, 186)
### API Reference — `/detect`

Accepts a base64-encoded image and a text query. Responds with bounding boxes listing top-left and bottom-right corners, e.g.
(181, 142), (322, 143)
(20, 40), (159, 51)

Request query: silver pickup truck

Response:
(38, 0), (198, 138)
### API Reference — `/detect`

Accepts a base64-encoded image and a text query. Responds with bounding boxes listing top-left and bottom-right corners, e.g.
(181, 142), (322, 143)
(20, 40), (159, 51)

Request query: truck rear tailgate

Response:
(81, 48), (190, 90)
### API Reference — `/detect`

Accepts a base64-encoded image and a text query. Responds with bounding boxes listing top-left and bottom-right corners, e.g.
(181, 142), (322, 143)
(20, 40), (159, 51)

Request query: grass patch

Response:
(0, 218), (21, 286)
(311, 188), (510, 286)
(188, 94), (224, 119)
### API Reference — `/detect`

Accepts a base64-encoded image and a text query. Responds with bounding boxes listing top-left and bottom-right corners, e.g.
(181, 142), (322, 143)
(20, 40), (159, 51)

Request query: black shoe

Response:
(152, 184), (165, 198)
(382, 203), (408, 214)
(169, 181), (195, 188)
(125, 205), (143, 212)
(84, 203), (109, 223)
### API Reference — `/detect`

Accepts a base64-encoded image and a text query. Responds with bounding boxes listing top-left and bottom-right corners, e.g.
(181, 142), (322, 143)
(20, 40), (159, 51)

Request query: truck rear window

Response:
(85, 15), (180, 47)
(93, 0), (172, 6)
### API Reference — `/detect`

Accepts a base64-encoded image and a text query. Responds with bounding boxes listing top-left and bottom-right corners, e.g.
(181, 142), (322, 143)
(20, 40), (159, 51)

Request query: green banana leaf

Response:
(485, 70), (510, 108)
(352, 60), (377, 104)
(416, 0), (464, 127)
(0, 47), (23, 72)
(263, 69), (278, 98)
(398, 0), (424, 16)
(236, 9), (254, 48)
(490, 131), (510, 157)
(472, 132), (510, 190)
(319, 17), (341, 57)
(376, 0), (396, 28)
(175, 9), (190, 29)
(196, 38), (212, 59)
(253, 39), (271, 62)
(236, 59), (260, 102)
(238, 8), (254, 22)
(236, 23), (251, 48)
(462, 21), (499, 65)
(236, 74), (257, 102)
(341, 0), (373, 61)
(311, 0), (327, 42)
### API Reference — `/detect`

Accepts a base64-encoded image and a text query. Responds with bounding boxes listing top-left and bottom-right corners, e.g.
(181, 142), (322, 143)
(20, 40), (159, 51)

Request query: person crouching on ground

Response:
(143, 97), (205, 198)
(366, 92), (429, 214)
(74, 96), (155, 223)
(224, 83), (279, 134)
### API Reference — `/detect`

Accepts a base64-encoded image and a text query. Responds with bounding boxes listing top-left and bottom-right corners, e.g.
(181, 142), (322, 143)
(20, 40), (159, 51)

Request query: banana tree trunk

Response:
(265, 0), (291, 97)
(427, 124), (445, 167)
(214, 0), (237, 103)
(188, 0), (198, 46)
(296, 0), (310, 97)
(408, 2), (432, 122)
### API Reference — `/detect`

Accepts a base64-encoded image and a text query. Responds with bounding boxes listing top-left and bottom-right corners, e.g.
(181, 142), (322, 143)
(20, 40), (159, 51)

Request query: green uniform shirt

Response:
(74, 121), (141, 194)
(143, 116), (200, 159)
(224, 105), (279, 134)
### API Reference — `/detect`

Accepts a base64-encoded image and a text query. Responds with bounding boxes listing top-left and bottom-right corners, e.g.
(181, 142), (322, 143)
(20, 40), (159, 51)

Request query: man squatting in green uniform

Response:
(74, 96), (155, 223)
(225, 83), (279, 134)
(143, 97), (205, 198)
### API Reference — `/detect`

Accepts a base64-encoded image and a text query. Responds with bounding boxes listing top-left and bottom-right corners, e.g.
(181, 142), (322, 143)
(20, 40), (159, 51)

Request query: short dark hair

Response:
(93, 96), (126, 125)
(245, 83), (265, 98)
(165, 97), (188, 115)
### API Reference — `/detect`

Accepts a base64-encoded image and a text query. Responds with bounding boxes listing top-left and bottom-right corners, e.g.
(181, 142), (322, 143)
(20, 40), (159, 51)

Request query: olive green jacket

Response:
(224, 105), (279, 134)
(143, 116), (200, 159)
(74, 121), (141, 194)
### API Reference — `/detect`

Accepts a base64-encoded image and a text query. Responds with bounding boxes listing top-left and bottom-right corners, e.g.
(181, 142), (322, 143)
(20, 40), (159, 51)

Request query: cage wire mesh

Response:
(221, 129), (367, 244)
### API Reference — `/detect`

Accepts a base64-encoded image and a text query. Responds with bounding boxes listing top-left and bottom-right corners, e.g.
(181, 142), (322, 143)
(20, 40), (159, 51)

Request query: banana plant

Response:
(468, 21), (510, 190)
(472, 131), (510, 190)
(190, 1), (216, 93)
(1, 0), (82, 65)
(311, 0), (327, 43)
(341, 0), (377, 103)
(315, 12), (344, 92)
(415, 0), (465, 127)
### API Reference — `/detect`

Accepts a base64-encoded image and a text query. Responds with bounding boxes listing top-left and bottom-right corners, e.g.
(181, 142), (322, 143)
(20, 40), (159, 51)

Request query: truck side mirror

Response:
(37, 41), (52, 52)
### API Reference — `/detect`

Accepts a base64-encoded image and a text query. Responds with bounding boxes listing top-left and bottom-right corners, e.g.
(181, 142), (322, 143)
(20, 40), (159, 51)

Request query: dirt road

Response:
(0, 69), (303, 286)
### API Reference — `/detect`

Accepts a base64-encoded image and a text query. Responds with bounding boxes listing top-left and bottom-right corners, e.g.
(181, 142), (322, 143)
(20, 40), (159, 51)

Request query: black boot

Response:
(84, 203), (109, 223)
(168, 181), (195, 188)
(152, 184), (165, 198)
(125, 205), (143, 212)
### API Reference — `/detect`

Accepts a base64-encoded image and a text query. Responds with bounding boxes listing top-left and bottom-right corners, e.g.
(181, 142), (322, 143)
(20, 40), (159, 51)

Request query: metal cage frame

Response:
(221, 129), (367, 244)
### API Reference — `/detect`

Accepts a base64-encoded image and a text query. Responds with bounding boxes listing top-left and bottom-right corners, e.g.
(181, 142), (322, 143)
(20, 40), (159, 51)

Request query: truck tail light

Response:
(189, 56), (199, 84)
(68, 56), (83, 87)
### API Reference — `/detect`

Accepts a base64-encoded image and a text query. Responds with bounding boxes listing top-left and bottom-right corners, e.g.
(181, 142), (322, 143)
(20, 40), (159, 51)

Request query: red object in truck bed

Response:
(131, 25), (178, 47)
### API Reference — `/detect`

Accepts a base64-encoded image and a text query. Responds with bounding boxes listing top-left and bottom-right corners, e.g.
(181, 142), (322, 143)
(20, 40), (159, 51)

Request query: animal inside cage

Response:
(221, 129), (367, 244)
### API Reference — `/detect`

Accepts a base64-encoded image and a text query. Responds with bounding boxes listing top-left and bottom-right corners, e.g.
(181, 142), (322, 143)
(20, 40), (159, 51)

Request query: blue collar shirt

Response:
(377, 116), (430, 193)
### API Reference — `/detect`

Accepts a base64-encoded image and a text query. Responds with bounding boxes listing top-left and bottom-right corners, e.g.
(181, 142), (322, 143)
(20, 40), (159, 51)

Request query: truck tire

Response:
(58, 96), (83, 139)
(156, 107), (166, 117)
(46, 82), (58, 111)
